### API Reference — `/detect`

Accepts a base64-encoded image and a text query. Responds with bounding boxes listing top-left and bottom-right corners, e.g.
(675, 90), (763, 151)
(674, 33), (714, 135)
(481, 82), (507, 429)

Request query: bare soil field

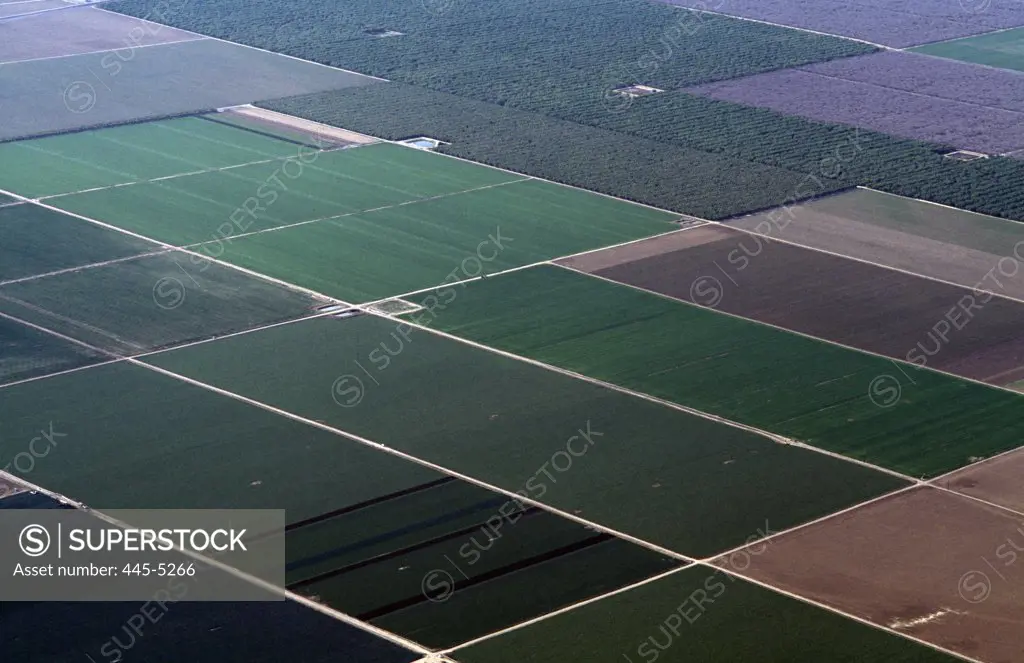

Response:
(560, 224), (1024, 384)
(716, 487), (1024, 663)
(940, 449), (1024, 514)
(729, 188), (1024, 302)
(0, 6), (202, 63)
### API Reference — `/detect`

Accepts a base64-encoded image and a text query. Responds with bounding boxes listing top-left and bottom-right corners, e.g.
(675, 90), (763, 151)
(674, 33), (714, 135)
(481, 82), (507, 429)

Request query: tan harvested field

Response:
(715, 487), (1024, 663)
(940, 449), (1024, 514)
(221, 106), (380, 145)
(730, 188), (1024, 302)
(561, 223), (1024, 384)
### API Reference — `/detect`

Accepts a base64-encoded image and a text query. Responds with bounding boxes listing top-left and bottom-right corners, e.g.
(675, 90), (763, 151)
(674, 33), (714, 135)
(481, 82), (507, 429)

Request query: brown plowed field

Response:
(713, 487), (1024, 663)
(940, 449), (1024, 514)
(559, 225), (1024, 384)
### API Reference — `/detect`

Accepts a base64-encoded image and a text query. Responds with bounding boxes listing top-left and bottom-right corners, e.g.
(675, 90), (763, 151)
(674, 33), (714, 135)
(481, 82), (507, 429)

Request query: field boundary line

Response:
(910, 23), (1024, 49)
(0, 35), (206, 66)
(555, 261), (1024, 401)
(0, 291), (145, 351)
(96, 6), (390, 82)
(862, 184), (1024, 220)
(0, 309), (336, 393)
(790, 66), (1024, 118)
(721, 208), (1024, 310)
(38, 152), (326, 201)
(663, 3), (893, 50)
(0, 309), (119, 357)
(0, 468), (431, 657)
(930, 482), (1024, 521)
(928, 444), (1024, 483)
(0, 356), (124, 391)
(0, 249), (171, 287)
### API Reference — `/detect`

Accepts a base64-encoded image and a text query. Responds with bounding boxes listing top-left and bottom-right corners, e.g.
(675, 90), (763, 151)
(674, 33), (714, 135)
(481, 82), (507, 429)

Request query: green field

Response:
(0, 316), (107, 386)
(49, 143), (519, 246)
(144, 314), (905, 557)
(203, 178), (679, 302)
(0, 204), (157, 282)
(0, 251), (320, 354)
(413, 265), (1024, 477)
(456, 566), (957, 663)
(0, 117), (305, 199)
(913, 28), (1024, 72)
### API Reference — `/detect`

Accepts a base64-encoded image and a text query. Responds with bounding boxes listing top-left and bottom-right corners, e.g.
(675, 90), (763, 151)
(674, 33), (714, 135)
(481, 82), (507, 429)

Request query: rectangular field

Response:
(200, 177), (680, 302)
(455, 566), (957, 663)
(729, 188), (1024, 302)
(0, 250), (322, 354)
(412, 265), (1024, 477)
(658, 0), (1024, 47)
(560, 224), (1024, 384)
(143, 314), (906, 557)
(0, 37), (378, 141)
(687, 51), (1024, 154)
(722, 487), (1024, 663)
(913, 27), (1024, 73)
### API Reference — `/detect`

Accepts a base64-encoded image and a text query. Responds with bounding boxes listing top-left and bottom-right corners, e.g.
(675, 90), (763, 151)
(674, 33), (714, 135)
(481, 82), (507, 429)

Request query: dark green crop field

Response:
(414, 265), (1024, 477)
(0, 315), (108, 386)
(0, 204), (157, 282)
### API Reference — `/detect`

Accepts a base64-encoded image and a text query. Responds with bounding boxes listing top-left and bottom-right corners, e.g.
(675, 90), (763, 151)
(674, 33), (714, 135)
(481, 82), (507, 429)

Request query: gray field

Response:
(0, 6), (201, 62)
(0, 0), (73, 20)
(730, 188), (1024, 302)
(0, 36), (379, 140)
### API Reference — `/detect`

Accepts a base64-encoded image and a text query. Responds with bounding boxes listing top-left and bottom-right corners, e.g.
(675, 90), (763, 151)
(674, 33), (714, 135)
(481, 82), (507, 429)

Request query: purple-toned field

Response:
(688, 51), (1024, 155)
(658, 0), (1024, 47)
